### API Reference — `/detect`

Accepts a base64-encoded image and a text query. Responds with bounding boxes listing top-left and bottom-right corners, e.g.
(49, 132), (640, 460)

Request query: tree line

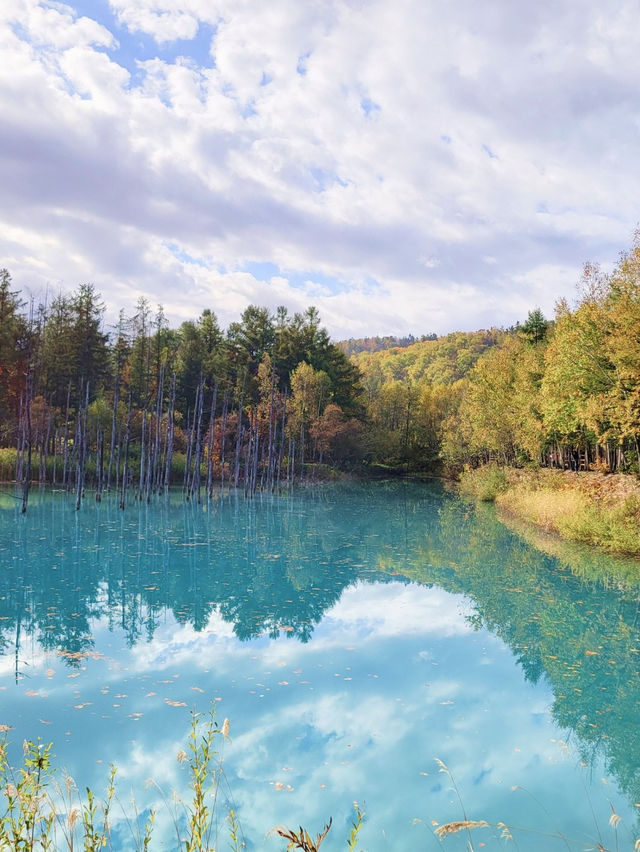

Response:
(352, 235), (640, 477)
(4, 233), (640, 503)
(0, 270), (363, 510)
(440, 238), (640, 474)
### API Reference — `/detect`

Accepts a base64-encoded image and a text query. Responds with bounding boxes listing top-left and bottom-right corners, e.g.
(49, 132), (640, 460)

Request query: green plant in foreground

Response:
(0, 738), (55, 851)
(1, 710), (364, 851)
(81, 764), (116, 850)
(182, 707), (225, 852)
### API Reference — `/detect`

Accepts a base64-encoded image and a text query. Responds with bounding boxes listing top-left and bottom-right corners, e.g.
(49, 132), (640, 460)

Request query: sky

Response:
(1, 0), (639, 339)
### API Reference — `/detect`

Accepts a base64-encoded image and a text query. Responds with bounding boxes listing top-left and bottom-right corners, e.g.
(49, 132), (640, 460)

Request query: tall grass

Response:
(497, 480), (640, 556)
(432, 758), (640, 850)
(461, 464), (640, 558)
(555, 494), (640, 555)
(0, 708), (364, 851)
(496, 486), (587, 532)
(458, 463), (510, 502)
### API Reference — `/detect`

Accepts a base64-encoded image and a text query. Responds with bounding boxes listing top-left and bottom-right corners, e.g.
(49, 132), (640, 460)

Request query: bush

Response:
(459, 464), (509, 502)
(0, 448), (17, 481)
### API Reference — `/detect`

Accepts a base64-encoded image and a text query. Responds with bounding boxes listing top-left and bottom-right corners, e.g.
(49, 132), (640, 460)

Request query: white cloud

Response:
(1, 0), (638, 336)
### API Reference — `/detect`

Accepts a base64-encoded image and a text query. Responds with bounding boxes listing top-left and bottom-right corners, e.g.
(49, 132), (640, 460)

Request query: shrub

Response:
(459, 464), (509, 502)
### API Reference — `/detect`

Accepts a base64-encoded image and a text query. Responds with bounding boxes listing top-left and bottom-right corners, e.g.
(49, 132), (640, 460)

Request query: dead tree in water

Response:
(233, 372), (246, 490)
(20, 376), (33, 514)
(205, 379), (218, 499)
(163, 373), (176, 490)
(119, 392), (132, 510)
(148, 363), (165, 499)
(75, 381), (89, 510)
(219, 391), (229, 492)
(61, 381), (71, 489)
(188, 374), (205, 501)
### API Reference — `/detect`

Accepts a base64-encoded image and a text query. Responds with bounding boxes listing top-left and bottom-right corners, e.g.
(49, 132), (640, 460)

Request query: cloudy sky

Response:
(1, 0), (638, 338)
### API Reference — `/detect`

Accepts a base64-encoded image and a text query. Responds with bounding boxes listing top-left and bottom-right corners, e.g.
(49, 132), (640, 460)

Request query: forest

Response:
(0, 273), (363, 511)
(3, 235), (640, 510)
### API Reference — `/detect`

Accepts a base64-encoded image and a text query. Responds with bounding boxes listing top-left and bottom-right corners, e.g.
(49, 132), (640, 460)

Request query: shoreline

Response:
(460, 465), (640, 561)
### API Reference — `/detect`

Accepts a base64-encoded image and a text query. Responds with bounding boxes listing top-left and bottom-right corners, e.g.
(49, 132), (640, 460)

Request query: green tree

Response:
(520, 308), (549, 344)
(0, 269), (26, 443)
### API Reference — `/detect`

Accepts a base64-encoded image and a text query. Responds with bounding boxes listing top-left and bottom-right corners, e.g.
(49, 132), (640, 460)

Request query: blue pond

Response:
(1, 481), (639, 849)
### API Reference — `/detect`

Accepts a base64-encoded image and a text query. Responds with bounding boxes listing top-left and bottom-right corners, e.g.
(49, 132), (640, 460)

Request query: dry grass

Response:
(434, 819), (489, 839)
(497, 486), (587, 532)
(492, 468), (640, 558)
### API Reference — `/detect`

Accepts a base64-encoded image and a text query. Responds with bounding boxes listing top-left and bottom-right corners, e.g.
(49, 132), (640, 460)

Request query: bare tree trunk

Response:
(120, 393), (132, 510)
(75, 381), (89, 510)
(233, 373), (246, 490)
(150, 364), (164, 496)
(96, 423), (104, 502)
(107, 376), (120, 492)
(138, 409), (146, 500)
(190, 375), (205, 502)
(219, 391), (228, 492)
(206, 380), (218, 499)
(183, 405), (192, 495)
(62, 380), (71, 489)
(164, 373), (176, 489)
(21, 368), (33, 514)
(52, 426), (59, 485)
(265, 365), (276, 492)
(276, 390), (287, 492)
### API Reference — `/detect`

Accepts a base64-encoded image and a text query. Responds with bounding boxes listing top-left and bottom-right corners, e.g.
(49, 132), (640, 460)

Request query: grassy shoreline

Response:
(459, 464), (640, 559)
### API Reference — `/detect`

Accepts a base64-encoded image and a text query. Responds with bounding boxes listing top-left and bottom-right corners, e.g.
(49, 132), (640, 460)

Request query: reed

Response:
(0, 709), (364, 851)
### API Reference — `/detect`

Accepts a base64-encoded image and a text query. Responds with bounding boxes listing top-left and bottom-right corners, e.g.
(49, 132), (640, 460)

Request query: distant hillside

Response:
(337, 333), (437, 357)
(351, 328), (507, 388)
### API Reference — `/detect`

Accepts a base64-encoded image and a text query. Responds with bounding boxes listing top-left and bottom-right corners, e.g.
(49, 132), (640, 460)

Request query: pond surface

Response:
(1, 481), (640, 850)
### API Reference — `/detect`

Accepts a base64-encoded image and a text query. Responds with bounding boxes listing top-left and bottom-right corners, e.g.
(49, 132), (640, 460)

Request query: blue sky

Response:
(1, 0), (638, 338)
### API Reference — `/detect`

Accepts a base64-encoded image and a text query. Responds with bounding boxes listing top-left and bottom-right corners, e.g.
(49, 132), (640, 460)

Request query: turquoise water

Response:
(1, 481), (640, 850)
